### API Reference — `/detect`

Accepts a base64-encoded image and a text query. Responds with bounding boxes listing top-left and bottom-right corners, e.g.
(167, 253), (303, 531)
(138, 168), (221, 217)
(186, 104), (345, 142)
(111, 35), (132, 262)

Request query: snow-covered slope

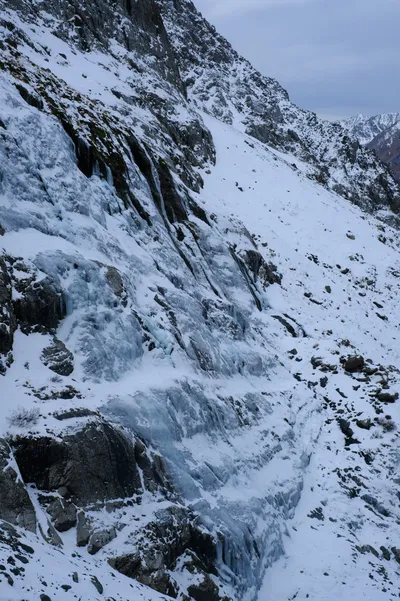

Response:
(199, 115), (400, 601)
(157, 0), (400, 214)
(0, 2), (400, 601)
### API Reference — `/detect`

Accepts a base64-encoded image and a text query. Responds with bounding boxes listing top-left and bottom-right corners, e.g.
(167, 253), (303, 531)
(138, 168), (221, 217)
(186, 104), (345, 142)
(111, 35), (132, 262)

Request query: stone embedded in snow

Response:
(90, 575), (104, 594)
(343, 355), (365, 373)
(47, 498), (77, 532)
(87, 527), (117, 555)
(76, 511), (91, 548)
(356, 418), (372, 430)
(375, 391), (399, 403)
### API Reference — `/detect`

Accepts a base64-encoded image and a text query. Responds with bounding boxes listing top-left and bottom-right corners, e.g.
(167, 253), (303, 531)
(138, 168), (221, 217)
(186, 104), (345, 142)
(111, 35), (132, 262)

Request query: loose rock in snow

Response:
(343, 355), (365, 373)
(47, 498), (77, 532)
(88, 527), (117, 555)
(76, 511), (92, 547)
(375, 391), (399, 403)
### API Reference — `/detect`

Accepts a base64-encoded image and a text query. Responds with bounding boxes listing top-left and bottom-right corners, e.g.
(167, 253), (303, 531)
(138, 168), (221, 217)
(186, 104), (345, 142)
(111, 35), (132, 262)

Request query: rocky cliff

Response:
(156, 0), (400, 214)
(0, 2), (400, 601)
(368, 121), (400, 184)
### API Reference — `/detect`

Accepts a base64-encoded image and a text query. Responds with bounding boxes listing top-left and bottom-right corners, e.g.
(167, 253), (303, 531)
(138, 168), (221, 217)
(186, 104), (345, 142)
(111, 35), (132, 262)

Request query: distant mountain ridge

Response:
(342, 112), (400, 145)
(342, 112), (400, 182)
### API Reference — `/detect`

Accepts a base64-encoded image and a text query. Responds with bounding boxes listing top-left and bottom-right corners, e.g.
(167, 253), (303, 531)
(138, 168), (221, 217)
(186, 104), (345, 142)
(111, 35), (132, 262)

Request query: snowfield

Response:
(198, 115), (400, 600)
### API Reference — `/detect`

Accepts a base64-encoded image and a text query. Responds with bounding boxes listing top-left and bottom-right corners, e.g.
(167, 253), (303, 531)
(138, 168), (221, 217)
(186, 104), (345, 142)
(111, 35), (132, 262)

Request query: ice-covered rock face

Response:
(0, 76), (273, 384)
(0, 57), (303, 599)
(0, 2), (400, 601)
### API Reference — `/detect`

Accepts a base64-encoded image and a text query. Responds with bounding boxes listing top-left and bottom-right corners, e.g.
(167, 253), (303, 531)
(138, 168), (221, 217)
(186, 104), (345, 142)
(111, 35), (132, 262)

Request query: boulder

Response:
(87, 527), (116, 555)
(47, 498), (77, 532)
(356, 418), (372, 430)
(41, 338), (74, 376)
(391, 548), (400, 564)
(343, 355), (365, 373)
(376, 391), (398, 403)
(76, 511), (91, 547)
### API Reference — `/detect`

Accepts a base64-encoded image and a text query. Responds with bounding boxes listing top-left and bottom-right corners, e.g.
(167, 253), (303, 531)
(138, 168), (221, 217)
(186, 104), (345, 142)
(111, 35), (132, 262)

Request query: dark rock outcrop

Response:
(342, 355), (365, 373)
(188, 575), (226, 601)
(241, 250), (282, 286)
(134, 438), (170, 493)
(15, 83), (44, 111)
(0, 440), (36, 532)
(12, 421), (143, 504)
(76, 511), (91, 547)
(156, 158), (189, 224)
(338, 419), (359, 446)
(41, 339), (74, 376)
(0, 257), (16, 356)
(13, 277), (66, 334)
(110, 506), (218, 596)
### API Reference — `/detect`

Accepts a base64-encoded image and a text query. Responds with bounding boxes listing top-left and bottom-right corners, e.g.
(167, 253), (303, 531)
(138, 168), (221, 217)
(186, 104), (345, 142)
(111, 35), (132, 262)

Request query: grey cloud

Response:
(195, 0), (400, 119)
(199, 0), (315, 18)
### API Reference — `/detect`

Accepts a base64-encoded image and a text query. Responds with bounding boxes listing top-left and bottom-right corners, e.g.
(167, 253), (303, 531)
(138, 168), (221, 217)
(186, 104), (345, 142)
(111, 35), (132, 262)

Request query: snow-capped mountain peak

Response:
(342, 111), (400, 145)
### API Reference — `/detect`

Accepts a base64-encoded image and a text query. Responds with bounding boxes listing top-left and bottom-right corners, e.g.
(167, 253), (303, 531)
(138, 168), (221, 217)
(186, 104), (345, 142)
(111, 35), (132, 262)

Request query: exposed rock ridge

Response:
(156, 0), (400, 214)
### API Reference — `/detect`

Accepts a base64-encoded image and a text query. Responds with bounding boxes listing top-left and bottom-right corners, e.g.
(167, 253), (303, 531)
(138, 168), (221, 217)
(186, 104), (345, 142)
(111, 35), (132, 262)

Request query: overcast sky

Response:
(195, 0), (400, 121)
